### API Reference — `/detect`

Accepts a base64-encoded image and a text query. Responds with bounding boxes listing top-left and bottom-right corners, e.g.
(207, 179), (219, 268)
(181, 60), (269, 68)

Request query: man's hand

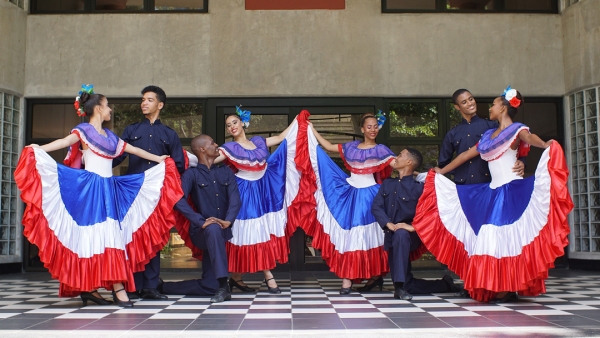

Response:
(216, 219), (232, 229)
(396, 223), (415, 232)
(386, 222), (397, 232)
(202, 217), (219, 229)
(512, 160), (525, 177)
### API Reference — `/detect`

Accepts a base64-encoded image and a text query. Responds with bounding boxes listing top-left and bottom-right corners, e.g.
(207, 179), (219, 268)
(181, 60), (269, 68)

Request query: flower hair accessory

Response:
(235, 105), (252, 128)
(502, 85), (521, 108)
(375, 110), (386, 130)
(74, 84), (94, 117)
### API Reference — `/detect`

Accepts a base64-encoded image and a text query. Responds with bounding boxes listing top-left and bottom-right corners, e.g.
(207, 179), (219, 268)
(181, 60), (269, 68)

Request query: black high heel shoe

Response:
(229, 278), (256, 293)
(80, 290), (112, 306)
(339, 281), (353, 295)
(356, 277), (384, 292)
(112, 288), (134, 308)
(265, 278), (281, 294)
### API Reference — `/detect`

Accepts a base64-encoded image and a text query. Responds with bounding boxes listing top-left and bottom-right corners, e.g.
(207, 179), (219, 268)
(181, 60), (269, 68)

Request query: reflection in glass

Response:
(576, 106), (584, 120)
(155, 0), (206, 10)
(582, 238), (590, 251)
(4, 95), (12, 109)
(385, 0), (436, 10)
(580, 195), (588, 208)
(95, 0), (143, 10)
(589, 150), (599, 164)
(112, 103), (203, 139)
(447, 0), (494, 10)
(504, 0), (554, 10)
(4, 109), (12, 123)
(577, 135), (585, 149)
(590, 134), (599, 147)
(587, 104), (597, 118)
(593, 239), (600, 252)
(576, 92), (584, 106)
(34, 0), (83, 11)
(591, 194), (600, 207)
(586, 88), (597, 103)
(389, 102), (438, 138)
(587, 118), (598, 132)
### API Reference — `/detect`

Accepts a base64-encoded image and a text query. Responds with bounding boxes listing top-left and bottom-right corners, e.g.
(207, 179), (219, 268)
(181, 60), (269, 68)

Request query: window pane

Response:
(155, 0), (206, 10)
(447, 0), (495, 10)
(505, 0), (554, 10)
(389, 102), (439, 138)
(95, 0), (143, 11)
(34, 0), (83, 12)
(385, 0), (436, 10)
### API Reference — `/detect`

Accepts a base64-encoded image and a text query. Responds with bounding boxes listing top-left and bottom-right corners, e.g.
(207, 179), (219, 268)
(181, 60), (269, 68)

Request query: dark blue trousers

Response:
(389, 229), (448, 294)
(162, 224), (228, 296)
(134, 253), (161, 291)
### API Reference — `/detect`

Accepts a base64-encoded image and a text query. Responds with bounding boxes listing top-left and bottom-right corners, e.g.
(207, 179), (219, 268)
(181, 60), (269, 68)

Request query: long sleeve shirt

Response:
(174, 163), (241, 240)
(371, 175), (424, 250)
(113, 118), (185, 174)
(438, 116), (497, 185)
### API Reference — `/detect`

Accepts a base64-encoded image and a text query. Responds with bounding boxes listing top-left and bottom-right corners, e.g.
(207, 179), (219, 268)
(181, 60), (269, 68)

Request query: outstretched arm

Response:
(266, 119), (295, 148)
(519, 130), (552, 149)
(30, 133), (80, 152)
(124, 144), (168, 163)
(435, 146), (480, 175)
(309, 123), (339, 153)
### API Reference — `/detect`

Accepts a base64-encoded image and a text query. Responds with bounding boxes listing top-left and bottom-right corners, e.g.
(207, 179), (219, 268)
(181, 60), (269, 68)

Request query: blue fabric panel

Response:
(58, 164), (144, 225)
(235, 140), (287, 220)
(317, 146), (379, 230)
(456, 176), (535, 235)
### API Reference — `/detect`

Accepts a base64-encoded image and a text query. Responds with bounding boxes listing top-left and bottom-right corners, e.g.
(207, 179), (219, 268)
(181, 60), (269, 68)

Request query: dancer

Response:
(371, 148), (461, 300)
(218, 107), (301, 293)
(112, 85), (185, 300)
(14, 85), (182, 307)
(413, 87), (572, 302)
(160, 134), (241, 303)
(302, 112), (395, 294)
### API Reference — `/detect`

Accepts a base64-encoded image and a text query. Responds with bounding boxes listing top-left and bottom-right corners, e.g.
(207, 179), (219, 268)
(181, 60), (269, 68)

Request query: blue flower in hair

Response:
(235, 106), (252, 128)
(375, 110), (386, 130)
(502, 85), (512, 97)
(78, 84), (94, 96)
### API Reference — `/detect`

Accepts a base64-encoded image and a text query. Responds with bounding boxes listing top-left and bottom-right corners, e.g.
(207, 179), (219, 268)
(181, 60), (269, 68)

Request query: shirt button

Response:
(471, 175), (474, 177)
(149, 148), (151, 151)
(392, 204), (394, 207)
(468, 147), (471, 149)
(148, 162), (151, 164)
(216, 194), (219, 197)
(469, 161), (472, 164)
(150, 135), (152, 137)
(214, 181), (216, 183)
(468, 134), (470, 137)
(217, 207), (220, 210)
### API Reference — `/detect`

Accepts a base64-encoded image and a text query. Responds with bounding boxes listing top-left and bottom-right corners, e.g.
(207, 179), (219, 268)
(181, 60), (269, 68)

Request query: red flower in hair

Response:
(74, 101), (80, 110)
(509, 97), (521, 108)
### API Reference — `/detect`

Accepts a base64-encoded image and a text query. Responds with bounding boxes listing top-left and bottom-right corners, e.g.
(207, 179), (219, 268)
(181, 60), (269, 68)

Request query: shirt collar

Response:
(141, 117), (162, 125)
(461, 115), (481, 125)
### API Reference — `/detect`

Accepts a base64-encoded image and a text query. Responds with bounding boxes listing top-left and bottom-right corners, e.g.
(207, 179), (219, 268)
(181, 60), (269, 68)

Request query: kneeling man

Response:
(160, 135), (240, 303)
(372, 148), (461, 300)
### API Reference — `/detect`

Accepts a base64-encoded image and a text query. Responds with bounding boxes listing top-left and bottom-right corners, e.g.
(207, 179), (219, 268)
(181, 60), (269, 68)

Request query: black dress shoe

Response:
(80, 290), (112, 306)
(126, 291), (140, 300)
(112, 288), (133, 308)
(454, 289), (470, 298)
(394, 288), (413, 300)
(442, 275), (463, 293)
(140, 288), (169, 300)
(229, 278), (256, 293)
(265, 278), (281, 294)
(356, 277), (384, 292)
(210, 286), (232, 303)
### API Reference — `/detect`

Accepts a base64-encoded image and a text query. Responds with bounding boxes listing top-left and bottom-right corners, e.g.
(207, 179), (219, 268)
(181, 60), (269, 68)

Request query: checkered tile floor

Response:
(1, 270), (600, 337)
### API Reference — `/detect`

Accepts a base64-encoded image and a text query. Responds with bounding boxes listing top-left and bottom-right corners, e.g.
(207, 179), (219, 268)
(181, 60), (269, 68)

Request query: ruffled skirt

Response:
(14, 147), (182, 296)
(292, 114), (388, 280)
(413, 143), (572, 302)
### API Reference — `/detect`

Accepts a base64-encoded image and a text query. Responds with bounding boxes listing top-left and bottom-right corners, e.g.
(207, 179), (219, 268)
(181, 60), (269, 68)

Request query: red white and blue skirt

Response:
(413, 143), (573, 302)
(292, 114), (389, 280)
(14, 147), (182, 297)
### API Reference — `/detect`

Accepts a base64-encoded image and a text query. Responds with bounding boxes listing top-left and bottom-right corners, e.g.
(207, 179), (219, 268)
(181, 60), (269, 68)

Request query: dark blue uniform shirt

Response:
(371, 176), (423, 250)
(174, 164), (241, 240)
(439, 115), (497, 185)
(113, 118), (185, 174)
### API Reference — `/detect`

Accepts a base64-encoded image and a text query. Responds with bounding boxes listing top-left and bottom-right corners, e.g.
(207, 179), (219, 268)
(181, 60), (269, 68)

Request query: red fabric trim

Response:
(63, 142), (83, 168)
(245, 0), (345, 10)
(413, 143), (572, 302)
(220, 149), (267, 172)
(183, 148), (190, 169)
(339, 144), (394, 176)
(226, 234), (289, 273)
(14, 149), (182, 297)
(126, 158), (183, 273)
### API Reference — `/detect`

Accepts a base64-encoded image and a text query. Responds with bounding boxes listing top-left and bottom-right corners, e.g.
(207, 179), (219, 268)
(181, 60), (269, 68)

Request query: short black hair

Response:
(142, 85), (167, 104)
(452, 89), (471, 105)
(405, 147), (423, 170)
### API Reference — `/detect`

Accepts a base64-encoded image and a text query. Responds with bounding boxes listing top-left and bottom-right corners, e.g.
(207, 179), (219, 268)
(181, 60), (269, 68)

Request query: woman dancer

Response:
(413, 87), (572, 302)
(302, 112), (397, 293)
(14, 85), (182, 307)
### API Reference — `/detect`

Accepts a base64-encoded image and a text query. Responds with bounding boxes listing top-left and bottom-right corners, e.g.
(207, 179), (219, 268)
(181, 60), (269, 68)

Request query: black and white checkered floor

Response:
(1, 270), (600, 337)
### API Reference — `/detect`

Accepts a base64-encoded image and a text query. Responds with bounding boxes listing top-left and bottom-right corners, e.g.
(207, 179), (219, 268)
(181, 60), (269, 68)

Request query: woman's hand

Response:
(544, 140), (554, 148)
(434, 167), (443, 174)
(157, 155), (169, 163)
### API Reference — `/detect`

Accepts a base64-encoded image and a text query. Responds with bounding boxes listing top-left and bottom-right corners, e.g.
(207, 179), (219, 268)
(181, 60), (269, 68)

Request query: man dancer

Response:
(439, 89), (525, 297)
(113, 85), (185, 300)
(159, 135), (240, 303)
(372, 148), (462, 300)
